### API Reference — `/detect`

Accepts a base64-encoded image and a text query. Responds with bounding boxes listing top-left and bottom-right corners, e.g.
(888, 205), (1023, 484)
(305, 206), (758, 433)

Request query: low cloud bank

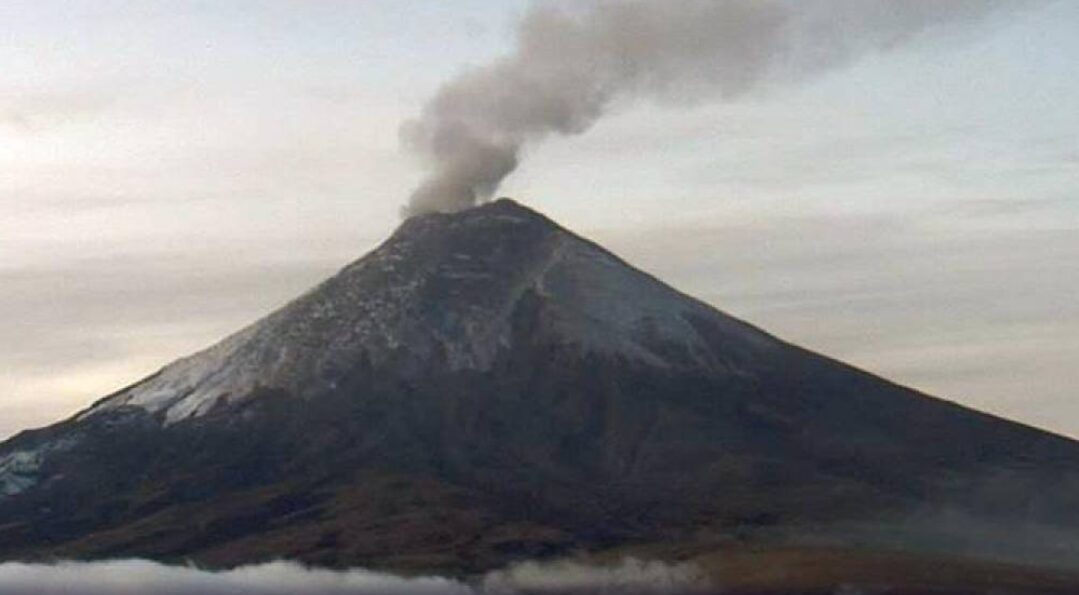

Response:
(484, 558), (705, 593)
(0, 560), (468, 595)
(0, 558), (710, 595)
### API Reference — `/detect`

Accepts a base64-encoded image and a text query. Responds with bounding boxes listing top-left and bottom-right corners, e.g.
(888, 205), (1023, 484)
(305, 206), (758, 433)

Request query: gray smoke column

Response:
(401, 0), (1026, 215)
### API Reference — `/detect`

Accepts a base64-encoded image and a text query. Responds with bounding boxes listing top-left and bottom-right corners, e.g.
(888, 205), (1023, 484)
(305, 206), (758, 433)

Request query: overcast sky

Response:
(2, 0), (1077, 440)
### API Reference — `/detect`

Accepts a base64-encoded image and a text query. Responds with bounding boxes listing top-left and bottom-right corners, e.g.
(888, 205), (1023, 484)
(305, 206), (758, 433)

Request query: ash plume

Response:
(402, 0), (1031, 215)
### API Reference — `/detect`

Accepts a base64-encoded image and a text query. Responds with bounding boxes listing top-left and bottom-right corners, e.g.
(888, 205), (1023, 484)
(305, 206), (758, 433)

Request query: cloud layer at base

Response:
(0, 558), (709, 595)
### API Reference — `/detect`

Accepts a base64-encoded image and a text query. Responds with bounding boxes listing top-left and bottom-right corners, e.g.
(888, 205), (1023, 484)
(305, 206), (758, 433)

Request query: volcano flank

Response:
(2, 199), (1079, 591)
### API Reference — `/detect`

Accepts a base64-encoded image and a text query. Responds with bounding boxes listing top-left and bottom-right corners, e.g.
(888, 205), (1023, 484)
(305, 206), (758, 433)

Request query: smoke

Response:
(0, 558), (712, 595)
(401, 0), (1030, 215)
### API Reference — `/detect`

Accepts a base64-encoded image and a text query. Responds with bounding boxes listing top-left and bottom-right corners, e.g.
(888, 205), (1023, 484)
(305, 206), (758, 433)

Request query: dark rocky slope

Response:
(2, 199), (1078, 574)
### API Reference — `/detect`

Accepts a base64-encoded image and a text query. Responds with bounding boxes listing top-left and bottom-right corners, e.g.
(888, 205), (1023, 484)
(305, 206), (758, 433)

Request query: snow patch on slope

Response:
(0, 451), (41, 497)
(537, 238), (710, 366)
(79, 201), (778, 426)
(80, 221), (514, 425)
(0, 437), (79, 498)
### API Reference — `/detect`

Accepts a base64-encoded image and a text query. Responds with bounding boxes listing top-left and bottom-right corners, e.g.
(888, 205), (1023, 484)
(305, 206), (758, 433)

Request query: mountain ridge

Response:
(78, 198), (783, 425)
(2, 198), (1078, 576)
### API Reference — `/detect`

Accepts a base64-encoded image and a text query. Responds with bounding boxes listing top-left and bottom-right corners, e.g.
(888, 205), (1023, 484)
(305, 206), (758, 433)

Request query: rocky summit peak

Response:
(79, 198), (777, 426)
(395, 197), (550, 238)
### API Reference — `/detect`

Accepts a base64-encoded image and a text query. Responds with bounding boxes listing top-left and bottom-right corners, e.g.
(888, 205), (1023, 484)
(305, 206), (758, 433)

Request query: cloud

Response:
(0, 88), (115, 134)
(483, 558), (706, 593)
(0, 560), (467, 595)
(0, 558), (711, 595)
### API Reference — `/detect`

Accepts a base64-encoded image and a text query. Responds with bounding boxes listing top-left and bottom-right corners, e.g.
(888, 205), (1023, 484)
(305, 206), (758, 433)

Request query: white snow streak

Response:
(80, 205), (777, 426)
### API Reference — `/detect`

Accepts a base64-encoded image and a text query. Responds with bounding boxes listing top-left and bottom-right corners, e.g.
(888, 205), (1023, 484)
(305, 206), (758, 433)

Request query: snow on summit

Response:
(82, 199), (778, 425)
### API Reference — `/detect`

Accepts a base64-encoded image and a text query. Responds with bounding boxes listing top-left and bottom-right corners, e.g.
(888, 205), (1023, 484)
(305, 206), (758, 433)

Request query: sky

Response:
(1, 0), (1077, 440)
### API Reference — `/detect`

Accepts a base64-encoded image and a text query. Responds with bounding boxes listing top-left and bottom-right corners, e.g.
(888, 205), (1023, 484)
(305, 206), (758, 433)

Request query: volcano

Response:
(2, 199), (1078, 589)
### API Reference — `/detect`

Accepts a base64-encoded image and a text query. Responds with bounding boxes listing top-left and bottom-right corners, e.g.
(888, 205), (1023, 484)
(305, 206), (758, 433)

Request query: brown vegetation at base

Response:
(684, 546), (1079, 595)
